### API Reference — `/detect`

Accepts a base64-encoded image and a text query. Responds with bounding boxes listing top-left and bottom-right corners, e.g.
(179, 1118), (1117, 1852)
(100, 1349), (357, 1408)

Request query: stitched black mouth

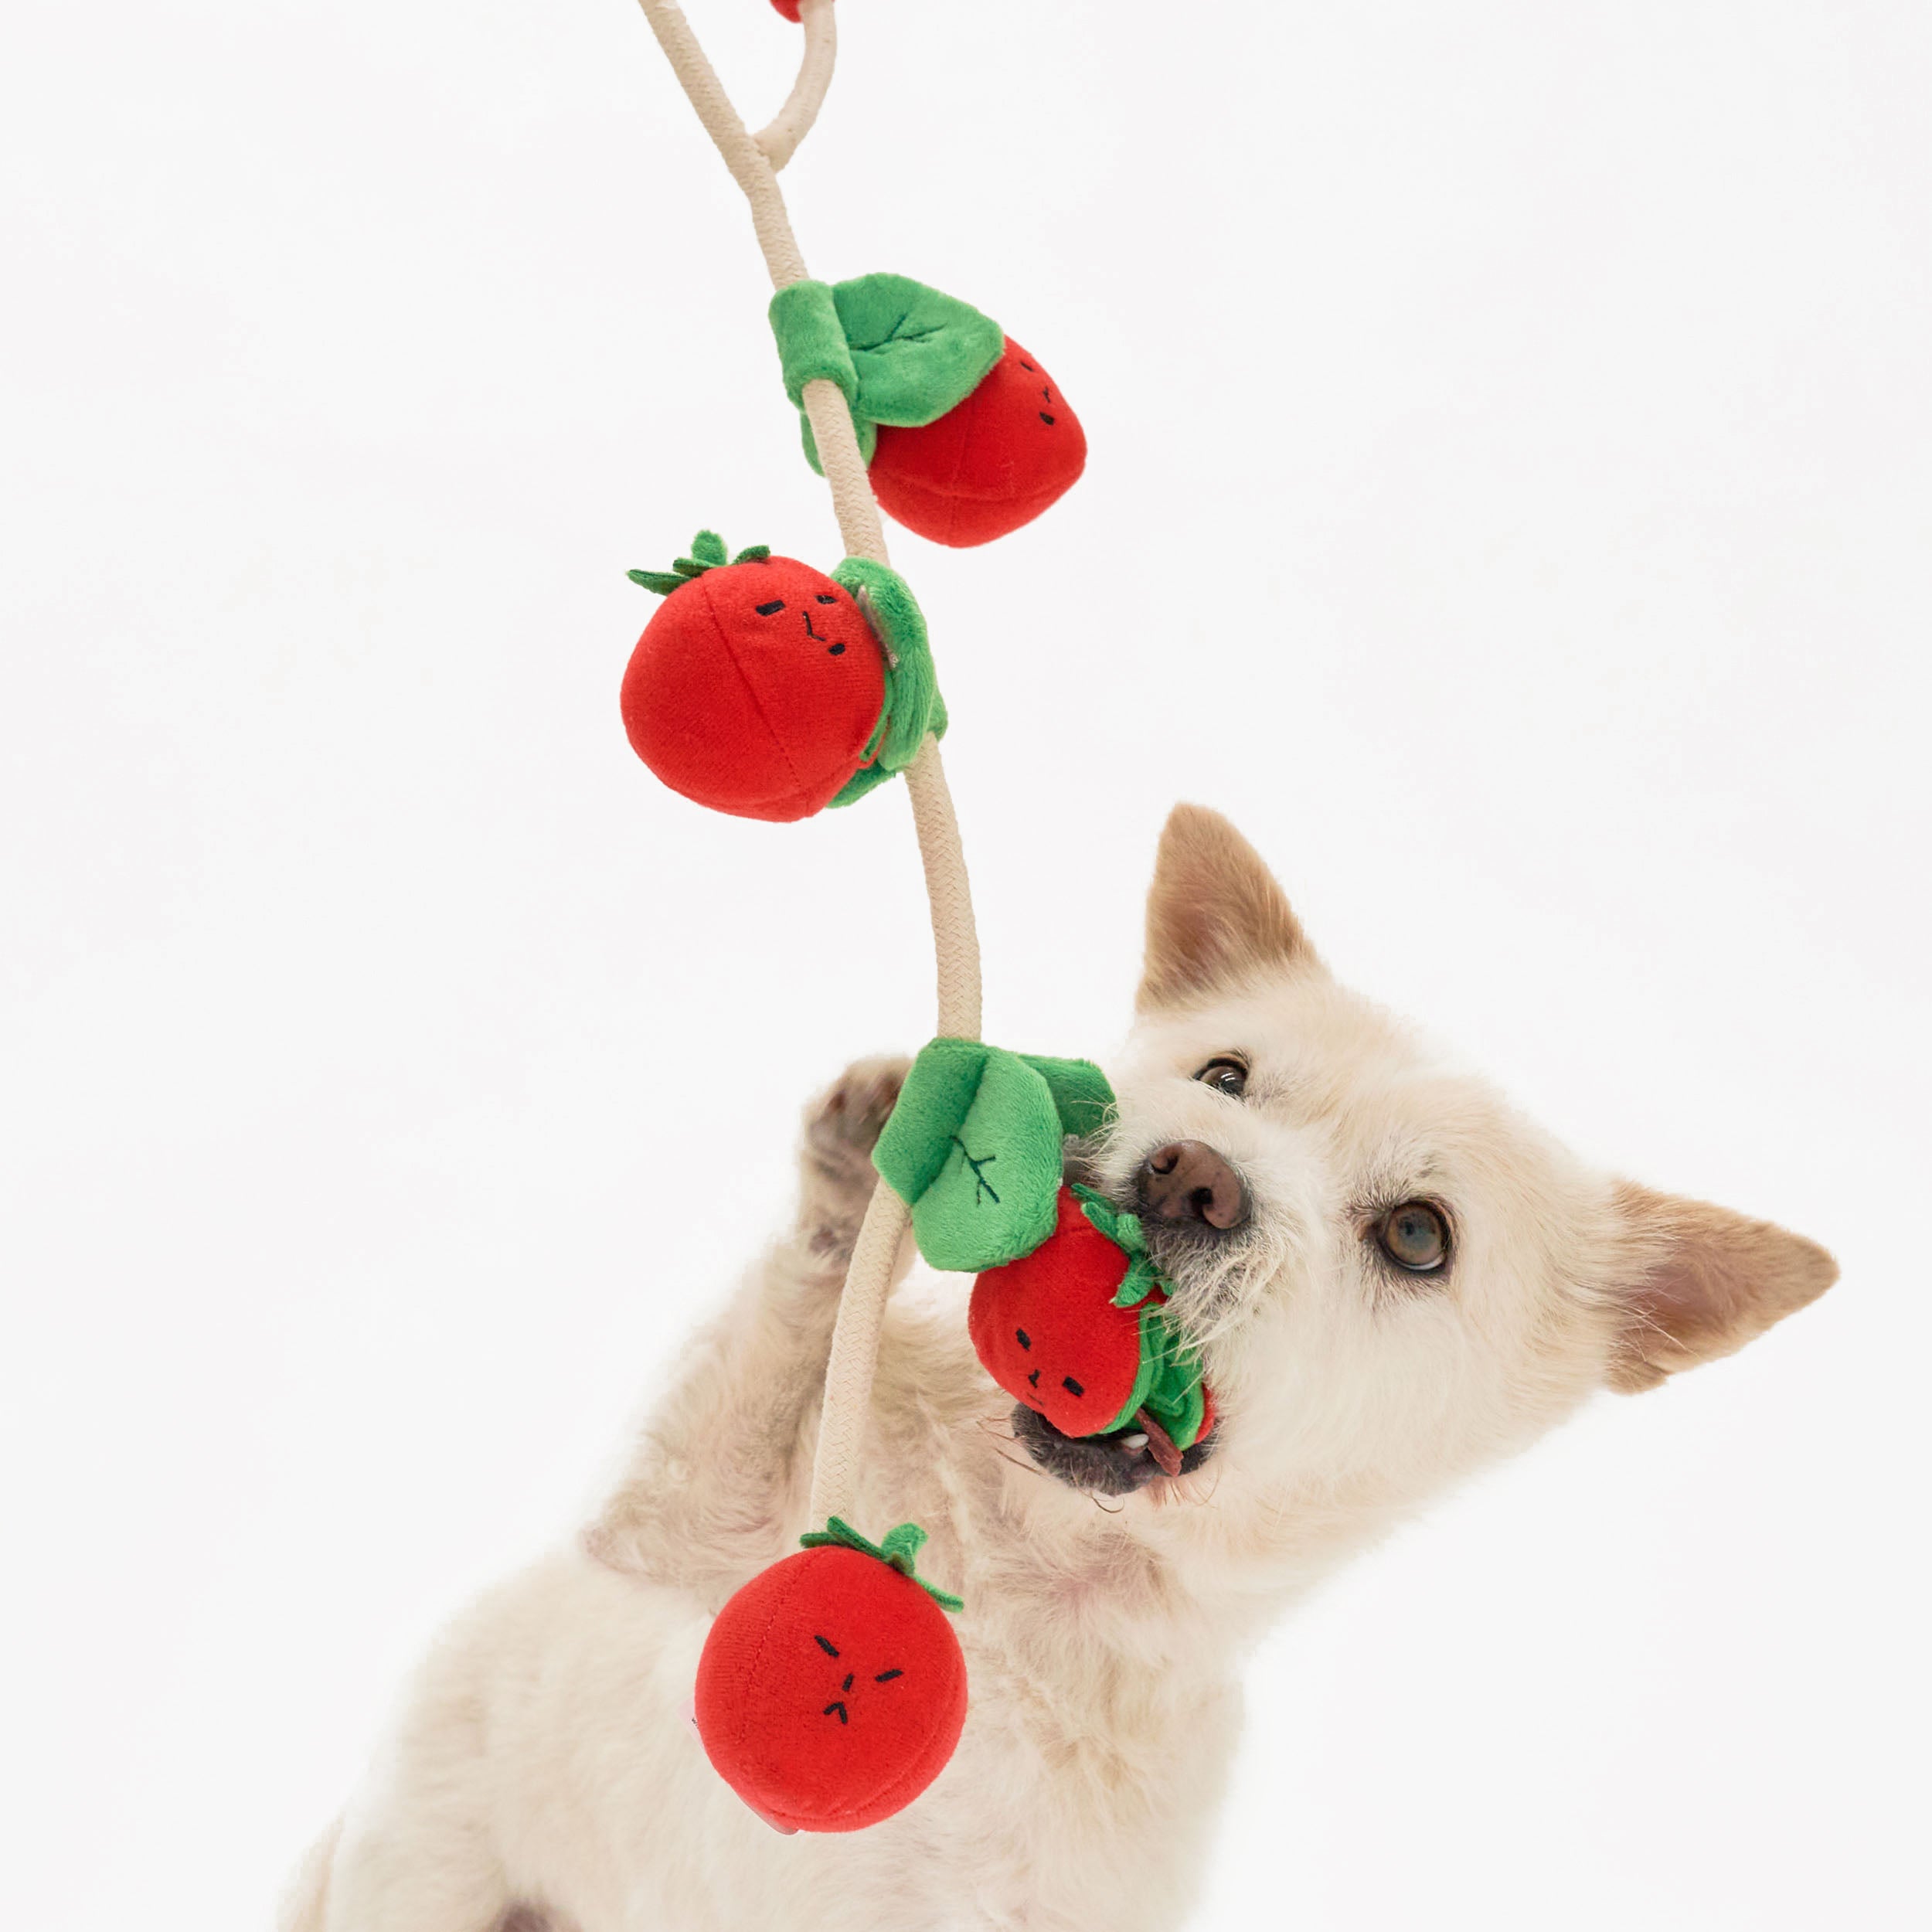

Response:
(1010, 1403), (1217, 1496)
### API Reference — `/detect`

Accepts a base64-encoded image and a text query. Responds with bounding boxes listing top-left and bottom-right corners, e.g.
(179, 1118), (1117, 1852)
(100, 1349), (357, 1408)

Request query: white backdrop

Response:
(4, 2), (1928, 1927)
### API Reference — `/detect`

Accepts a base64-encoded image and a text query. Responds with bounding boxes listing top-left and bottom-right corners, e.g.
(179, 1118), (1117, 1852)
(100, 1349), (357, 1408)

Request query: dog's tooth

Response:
(1120, 1433), (1149, 1451)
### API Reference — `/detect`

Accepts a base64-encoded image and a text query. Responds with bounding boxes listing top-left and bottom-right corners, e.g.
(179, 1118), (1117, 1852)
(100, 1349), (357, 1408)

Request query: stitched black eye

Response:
(1039, 411), (1056, 426)
(874, 1668), (903, 1682)
(1015, 1329), (1030, 1349)
(827, 642), (846, 655)
(815, 593), (838, 604)
(1193, 1057), (1248, 1100)
(755, 600), (784, 616)
(1376, 1202), (1450, 1274)
(813, 1633), (839, 1657)
(1062, 1376), (1084, 1397)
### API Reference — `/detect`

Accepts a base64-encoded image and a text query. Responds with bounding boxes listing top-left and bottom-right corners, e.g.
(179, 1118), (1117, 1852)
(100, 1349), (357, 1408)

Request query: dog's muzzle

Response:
(1010, 1403), (1218, 1495)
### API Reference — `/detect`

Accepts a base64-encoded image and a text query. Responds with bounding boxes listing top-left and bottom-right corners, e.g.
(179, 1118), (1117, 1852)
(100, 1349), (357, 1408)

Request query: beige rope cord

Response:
(631, 0), (982, 1525)
(753, 0), (837, 171)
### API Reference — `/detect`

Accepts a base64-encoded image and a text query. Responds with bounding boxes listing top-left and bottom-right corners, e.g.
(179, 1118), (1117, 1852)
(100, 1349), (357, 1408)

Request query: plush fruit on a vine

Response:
(622, 532), (886, 822)
(770, 1), (802, 19)
(968, 1185), (1214, 1463)
(693, 1520), (967, 1834)
(968, 1186), (1154, 1437)
(869, 338), (1087, 549)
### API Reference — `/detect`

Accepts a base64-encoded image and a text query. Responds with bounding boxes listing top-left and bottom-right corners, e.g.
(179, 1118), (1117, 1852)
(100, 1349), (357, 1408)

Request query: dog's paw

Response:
(798, 1055), (910, 1256)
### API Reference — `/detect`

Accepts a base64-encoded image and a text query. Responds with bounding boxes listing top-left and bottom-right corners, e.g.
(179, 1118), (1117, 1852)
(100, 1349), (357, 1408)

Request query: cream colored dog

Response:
(285, 805), (1835, 1932)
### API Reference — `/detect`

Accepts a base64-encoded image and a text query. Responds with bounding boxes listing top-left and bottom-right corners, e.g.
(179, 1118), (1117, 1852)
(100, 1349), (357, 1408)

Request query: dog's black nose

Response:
(1137, 1141), (1250, 1230)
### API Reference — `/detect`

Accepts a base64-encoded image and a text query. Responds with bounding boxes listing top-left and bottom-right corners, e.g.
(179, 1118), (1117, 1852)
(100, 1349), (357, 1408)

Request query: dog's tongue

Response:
(1135, 1407), (1184, 1478)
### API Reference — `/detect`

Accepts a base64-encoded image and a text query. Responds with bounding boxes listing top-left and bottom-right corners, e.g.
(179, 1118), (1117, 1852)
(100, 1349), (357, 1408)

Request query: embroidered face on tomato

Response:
(693, 1542), (967, 1835)
(968, 1186), (1156, 1438)
(621, 552), (886, 822)
(869, 337), (1087, 549)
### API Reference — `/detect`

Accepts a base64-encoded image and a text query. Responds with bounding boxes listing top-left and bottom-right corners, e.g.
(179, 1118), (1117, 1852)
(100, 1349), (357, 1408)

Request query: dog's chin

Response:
(1010, 1403), (1218, 1496)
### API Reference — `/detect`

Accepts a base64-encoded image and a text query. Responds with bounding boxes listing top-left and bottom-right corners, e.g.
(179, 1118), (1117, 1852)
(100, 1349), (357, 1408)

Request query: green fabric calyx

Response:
(773, 273), (1003, 478)
(628, 528), (770, 597)
(799, 1516), (964, 1612)
(1070, 1185), (1165, 1312)
(827, 556), (947, 808)
(1070, 1185), (1212, 1449)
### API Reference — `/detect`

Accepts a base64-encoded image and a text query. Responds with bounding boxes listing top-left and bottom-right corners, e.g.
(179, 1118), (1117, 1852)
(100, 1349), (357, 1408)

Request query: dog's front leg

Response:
(583, 1056), (910, 1604)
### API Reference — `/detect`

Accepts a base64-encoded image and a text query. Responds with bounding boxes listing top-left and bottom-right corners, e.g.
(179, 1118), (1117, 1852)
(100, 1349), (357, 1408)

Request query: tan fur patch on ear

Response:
(1608, 1182), (1838, 1392)
(1138, 804), (1316, 1012)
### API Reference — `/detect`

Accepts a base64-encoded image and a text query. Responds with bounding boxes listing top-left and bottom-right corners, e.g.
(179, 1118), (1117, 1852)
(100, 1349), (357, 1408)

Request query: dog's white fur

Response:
(286, 807), (1835, 1932)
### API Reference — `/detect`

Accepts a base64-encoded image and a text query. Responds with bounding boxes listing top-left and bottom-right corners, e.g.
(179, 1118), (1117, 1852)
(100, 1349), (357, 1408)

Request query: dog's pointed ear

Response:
(1138, 804), (1318, 1012)
(1607, 1183), (1838, 1392)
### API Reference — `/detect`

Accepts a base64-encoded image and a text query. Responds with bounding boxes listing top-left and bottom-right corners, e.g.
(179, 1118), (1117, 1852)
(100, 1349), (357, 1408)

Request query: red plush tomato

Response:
(869, 338), (1087, 548)
(969, 1186), (1216, 1464)
(770, 1), (802, 18)
(968, 1186), (1153, 1438)
(694, 1521), (967, 1835)
(621, 535), (886, 822)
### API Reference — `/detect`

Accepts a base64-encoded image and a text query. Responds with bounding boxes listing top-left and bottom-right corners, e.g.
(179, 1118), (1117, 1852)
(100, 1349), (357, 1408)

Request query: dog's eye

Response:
(1192, 1056), (1248, 1100)
(1376, 1202), (1449, 1273)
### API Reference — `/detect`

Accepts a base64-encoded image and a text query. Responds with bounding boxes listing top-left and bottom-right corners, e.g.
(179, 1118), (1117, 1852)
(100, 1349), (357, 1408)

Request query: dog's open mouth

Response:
(1010, 1402), (1218, 1495)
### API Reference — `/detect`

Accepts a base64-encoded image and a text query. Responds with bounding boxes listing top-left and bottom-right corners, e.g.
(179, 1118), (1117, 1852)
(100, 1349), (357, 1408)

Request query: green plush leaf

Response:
(767, 278), (859, 408)
(628, 569), (689, 597)
(1100, 1306), (1166, 1434)
(689, 529), (728, 566)
(1019, 1056), (1115, 1140)
(731, 544), (771, 564)
(824, 690), (894, 810)
(1119, 1305), (1208, 1450)
(873, 1040), (1066, 1273)
(1140, 1317), (1209, 1450)
(801, 409), (878, 477)
(832, 557), (940, 774)
(831, 273), (1004, 428)
(875, 1040), (988, 1202)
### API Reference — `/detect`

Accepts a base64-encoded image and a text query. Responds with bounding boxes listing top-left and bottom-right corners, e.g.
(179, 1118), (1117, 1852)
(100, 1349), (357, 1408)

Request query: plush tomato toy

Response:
(623, 532), (942, 822)
(869, 338), (1087, 549)
(695, 1519), (967, 1835)
(969, 1185), (1213, 1471)
(771, 277), (1086, 549)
